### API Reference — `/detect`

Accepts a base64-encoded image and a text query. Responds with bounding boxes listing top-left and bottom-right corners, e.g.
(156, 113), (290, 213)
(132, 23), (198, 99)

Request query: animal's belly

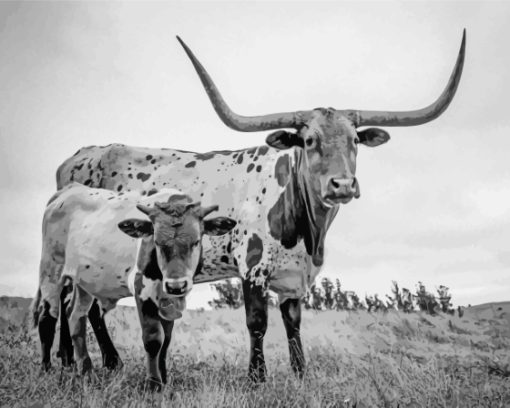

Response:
(69, 249), (135, 302)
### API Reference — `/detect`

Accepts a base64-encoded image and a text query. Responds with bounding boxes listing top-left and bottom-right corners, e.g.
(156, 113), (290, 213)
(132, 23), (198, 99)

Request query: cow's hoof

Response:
(104, 354), (123, 370)
(59, 352), (75, 367)
(145, 377), (163, 393)
(41, 361), (52, 372)
(247, 369), (266, 384)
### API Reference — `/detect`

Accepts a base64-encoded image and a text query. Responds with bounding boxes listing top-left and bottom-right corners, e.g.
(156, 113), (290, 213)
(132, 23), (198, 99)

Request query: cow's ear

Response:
(118, 219), (154, 238)
(203, 217), (237, 236)
(266, 130), (304, 150)
(357, 128), (390, 147)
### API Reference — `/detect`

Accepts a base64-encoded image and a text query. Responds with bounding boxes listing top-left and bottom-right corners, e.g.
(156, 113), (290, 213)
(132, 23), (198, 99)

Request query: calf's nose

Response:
(164, 278), (190, 296)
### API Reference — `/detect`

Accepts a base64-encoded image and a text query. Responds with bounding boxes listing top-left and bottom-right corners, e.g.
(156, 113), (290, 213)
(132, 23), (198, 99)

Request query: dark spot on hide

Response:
(246, 233), (263, 270)
(258, 146), (269, 156)
(84, 179), (92, 186)
(185, 161), (196, 168)
(256, 165), (262, 173)
(111, 171), (117, 177)
(195, 150), (232, 161)
(137, 172), (151, 182)
(141, 298), (159, 318)
(267, 167), (330, 267)
(147, 188), (158, 196)
(144, 250), (163, 280)
(220, 255), (229, 264)
(237, 154), (244, 164)
(146, 155), (153, 161)
(247, 163), (254, 173)
(274, 155), (290, 187)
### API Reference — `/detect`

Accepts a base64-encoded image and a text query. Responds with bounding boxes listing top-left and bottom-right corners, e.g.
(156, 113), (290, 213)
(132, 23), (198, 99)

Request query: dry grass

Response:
(1, 300), (509, 407)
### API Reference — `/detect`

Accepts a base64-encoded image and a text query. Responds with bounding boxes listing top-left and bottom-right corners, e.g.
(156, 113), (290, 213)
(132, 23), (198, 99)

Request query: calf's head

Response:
(118, 195), (236, 297)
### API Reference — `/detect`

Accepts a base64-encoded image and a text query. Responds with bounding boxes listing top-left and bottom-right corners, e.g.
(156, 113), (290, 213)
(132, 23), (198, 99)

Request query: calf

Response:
(32, 183), (236, 388)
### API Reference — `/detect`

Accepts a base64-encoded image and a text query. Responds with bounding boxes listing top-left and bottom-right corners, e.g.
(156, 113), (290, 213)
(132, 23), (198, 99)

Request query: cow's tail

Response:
(30, 287), (42, 328)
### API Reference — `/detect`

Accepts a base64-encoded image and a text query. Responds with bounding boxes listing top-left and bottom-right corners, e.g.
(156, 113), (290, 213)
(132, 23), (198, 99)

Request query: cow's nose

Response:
(327, 177), (359, 199)
(164, 278), (190, 296)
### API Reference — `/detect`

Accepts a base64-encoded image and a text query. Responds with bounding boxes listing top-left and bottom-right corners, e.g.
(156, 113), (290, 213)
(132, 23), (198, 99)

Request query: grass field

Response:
(1, 297), (509, 407)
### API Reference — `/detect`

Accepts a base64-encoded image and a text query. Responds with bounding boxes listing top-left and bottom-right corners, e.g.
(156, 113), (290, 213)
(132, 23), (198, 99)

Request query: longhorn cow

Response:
(49, 31), (466, 382)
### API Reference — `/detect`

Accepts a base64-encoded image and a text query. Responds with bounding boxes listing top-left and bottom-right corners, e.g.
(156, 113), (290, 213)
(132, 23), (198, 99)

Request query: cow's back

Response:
(57, 143), (321, 301)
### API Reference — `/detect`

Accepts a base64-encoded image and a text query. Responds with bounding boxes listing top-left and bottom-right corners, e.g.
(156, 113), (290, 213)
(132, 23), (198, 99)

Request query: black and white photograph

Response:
(0, 1), (509, 406)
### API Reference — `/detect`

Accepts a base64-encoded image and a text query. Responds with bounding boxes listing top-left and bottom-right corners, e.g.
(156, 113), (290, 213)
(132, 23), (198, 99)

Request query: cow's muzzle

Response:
(163, 277), (192, 297)
(325, 177), (360, 204)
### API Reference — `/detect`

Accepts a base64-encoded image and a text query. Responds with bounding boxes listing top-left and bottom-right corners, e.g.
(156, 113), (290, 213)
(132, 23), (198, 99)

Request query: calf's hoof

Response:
(145, 377), (163, 393)
(78, 356), (93, 375)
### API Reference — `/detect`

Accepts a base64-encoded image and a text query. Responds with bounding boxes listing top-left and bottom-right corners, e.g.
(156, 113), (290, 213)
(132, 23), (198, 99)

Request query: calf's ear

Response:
(203, 217), (237, 236)
(118, 219), (154, 238)
(266, 130), (304, 150)
(357, 128), (390, 147)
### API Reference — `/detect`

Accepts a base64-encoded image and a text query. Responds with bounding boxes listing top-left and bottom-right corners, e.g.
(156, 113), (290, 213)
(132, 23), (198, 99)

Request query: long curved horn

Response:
(176, 36), (310, 131)
(347, 29), (466, 127)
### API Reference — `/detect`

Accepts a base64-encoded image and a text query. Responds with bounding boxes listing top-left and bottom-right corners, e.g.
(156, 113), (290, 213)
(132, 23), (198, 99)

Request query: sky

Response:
(0, 1), (509, 309)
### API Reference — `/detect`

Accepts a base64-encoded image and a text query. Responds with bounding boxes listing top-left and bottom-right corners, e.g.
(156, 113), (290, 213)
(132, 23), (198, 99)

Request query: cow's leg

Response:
(280, 298), (305, 377)
(87, 299), (122, 370)
(67, 285), (94, 374)
(58, 280), (74, 367)
(136, 297), (164, 391)
(38, 300), (57, 371)
(159, 319), (175, 385)
(242, 279), (268, 382)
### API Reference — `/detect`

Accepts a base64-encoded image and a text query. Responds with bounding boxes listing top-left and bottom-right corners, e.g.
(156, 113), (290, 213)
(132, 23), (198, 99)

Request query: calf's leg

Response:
(58, 280), (74, 367)
(159, 319), (175, 385)
(37, 263), (62, 371)
(136, 297), (164, 391)
(242, 279), (268, 382)
(67, 285), (94, 374)
(88, 299), (122, 369)
(280, 298), (305, 377)
(38, 300), (57, 371)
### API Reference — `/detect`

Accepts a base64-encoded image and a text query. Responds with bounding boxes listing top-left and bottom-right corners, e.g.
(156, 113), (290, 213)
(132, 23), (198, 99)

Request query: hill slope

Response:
(0, 299), (509, 407)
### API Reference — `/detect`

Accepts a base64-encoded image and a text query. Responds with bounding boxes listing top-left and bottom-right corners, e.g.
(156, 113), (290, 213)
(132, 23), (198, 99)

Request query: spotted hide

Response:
(53, 32), (466, 381)
(34, 183), (235, 388)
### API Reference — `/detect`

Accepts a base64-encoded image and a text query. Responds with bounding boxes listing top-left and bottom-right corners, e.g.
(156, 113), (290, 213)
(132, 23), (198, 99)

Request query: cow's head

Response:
(118, 195), (236, 297)
(264, 109), (389, 205)
(176, 31), (465, 206)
